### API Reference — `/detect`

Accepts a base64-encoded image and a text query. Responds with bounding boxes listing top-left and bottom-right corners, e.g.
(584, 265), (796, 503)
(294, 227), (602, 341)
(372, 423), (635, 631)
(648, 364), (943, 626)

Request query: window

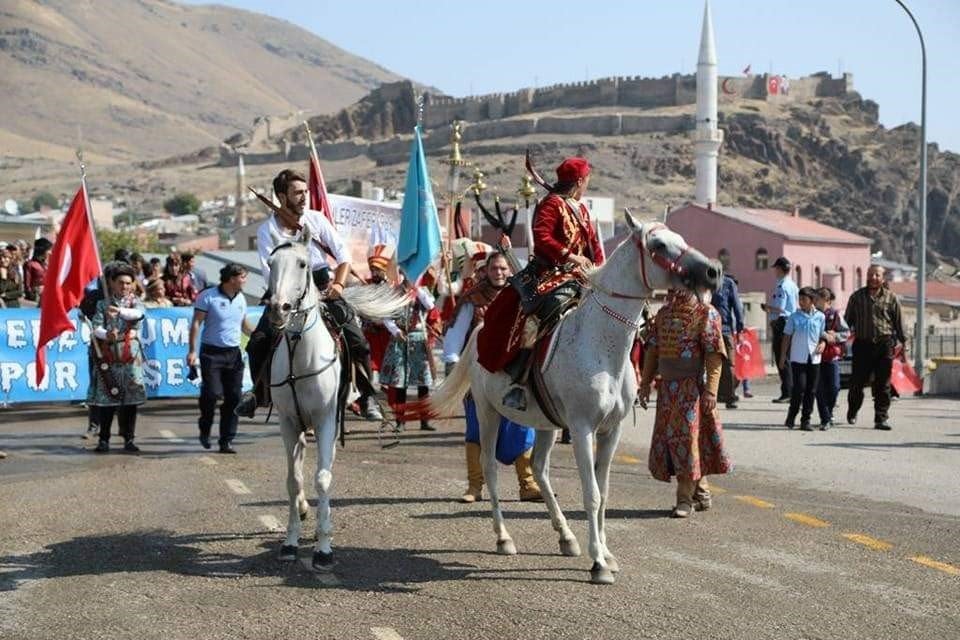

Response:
(855, 267), (863, 289)
(795, 265), (802, 286)
(755, 248), (769, 271)
(839, 266), (846, 291)
(814, 266), (821, 287)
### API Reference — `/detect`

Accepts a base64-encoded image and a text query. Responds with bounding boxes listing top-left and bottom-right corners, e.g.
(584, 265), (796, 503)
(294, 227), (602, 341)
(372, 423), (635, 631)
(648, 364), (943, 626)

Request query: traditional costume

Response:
(477, 157), (604, 410)
(362, 244), (394, 373)
(640, 290), (733, 517)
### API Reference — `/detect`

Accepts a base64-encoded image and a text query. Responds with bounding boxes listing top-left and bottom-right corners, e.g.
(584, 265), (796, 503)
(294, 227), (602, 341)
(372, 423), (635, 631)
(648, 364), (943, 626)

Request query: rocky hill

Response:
(0, 0), (403, 161)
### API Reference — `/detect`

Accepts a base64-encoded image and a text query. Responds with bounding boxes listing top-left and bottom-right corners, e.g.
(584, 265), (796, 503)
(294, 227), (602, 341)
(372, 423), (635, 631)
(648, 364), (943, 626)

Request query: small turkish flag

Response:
(34, 184), (101, 384)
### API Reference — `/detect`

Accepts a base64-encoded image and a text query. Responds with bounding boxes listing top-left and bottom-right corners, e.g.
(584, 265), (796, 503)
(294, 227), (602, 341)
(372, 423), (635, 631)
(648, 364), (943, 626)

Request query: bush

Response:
(96, 229), (162, 261)
(32, 191), (59, 211)
(163, 193), (200, 216)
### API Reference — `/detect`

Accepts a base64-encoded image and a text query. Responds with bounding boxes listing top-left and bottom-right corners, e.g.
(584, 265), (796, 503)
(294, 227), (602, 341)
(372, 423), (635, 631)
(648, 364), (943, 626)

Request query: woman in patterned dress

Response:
(638, 288), (733, 517)
(90, 264), (147, 453)
(380, 274), (437, 432)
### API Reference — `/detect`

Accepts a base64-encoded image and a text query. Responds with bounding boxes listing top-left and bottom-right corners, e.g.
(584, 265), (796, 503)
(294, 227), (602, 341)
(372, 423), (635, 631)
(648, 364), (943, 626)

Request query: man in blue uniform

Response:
(761, 257), (799, 403)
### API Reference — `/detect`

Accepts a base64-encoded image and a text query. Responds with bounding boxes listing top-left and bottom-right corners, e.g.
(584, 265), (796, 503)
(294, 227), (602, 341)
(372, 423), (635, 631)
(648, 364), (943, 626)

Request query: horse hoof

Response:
(559, 538), (581, 557)
(496, 539), (517, 556)
(279, 545), (298, 562)
(604, 555), (620, 573)
(312, 550), (335, 571)
(590, 562), (616, 585)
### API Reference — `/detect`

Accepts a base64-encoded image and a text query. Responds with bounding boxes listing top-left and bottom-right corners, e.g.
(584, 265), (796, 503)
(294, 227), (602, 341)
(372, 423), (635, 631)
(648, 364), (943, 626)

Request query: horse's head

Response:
(267, 226), (316, 328)
(625, 210), (722, 294)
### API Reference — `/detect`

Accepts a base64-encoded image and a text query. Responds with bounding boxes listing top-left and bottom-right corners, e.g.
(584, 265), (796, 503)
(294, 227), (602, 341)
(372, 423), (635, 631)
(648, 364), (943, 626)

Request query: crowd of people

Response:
(0, 163), (910, 521)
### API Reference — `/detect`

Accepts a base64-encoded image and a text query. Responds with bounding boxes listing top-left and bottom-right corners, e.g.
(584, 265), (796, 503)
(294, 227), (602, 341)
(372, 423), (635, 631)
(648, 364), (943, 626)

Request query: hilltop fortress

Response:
(218, 72), (854, 168)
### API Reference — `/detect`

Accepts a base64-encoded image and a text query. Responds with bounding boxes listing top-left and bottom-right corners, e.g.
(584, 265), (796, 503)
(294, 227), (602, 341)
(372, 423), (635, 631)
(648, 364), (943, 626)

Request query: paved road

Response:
(1, 385), (957, 640)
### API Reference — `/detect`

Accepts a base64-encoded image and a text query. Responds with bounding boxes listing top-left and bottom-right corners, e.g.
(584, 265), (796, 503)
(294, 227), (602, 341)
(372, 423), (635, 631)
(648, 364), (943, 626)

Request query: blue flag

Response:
(396, 126), (441, 283)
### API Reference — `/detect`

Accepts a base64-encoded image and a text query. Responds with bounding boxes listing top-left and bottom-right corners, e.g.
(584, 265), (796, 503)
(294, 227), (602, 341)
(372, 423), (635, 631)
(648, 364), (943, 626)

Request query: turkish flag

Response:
(34, 185), (101, 384)
(308, 151), (334, 225)
(891, 359), (922, 395)
(734, 327), (767, 381)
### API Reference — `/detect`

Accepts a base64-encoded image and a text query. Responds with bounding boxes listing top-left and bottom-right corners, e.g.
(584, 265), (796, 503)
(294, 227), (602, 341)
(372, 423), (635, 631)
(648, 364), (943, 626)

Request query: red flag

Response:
(34, 185), (101, 384)
(891, 359), (922, 395)
(308, 152), (334, 225)
(734, 328), (767, 381)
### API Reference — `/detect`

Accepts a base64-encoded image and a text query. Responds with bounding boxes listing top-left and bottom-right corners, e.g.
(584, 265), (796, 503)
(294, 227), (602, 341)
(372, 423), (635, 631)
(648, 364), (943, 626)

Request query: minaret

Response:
(694, 0), (723, 205)
(235, 153), (247, 228)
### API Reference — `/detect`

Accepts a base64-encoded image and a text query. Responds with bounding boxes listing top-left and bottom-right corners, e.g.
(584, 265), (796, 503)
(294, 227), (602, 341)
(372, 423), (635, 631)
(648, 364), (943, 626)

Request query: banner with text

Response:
(0, 307), (263, 404)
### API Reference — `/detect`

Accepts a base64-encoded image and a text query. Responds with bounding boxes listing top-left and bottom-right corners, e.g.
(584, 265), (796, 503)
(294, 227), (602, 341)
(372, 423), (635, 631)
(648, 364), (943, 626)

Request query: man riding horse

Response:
(479, 156), (604, 411)
(236, 169), (383, 421)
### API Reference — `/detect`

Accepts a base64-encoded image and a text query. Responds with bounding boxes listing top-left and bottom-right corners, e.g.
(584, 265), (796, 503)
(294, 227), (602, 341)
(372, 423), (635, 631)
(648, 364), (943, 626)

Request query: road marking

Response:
(158, 429), (184, 443)
(842, 533), (893, 551)
(615, 454), (641, 464)
(708, 485), (728, 495)
(784, 512), (830, 528)
(224, 478), (252, 495)
(735, 495), (775, 509)
(198, 456), (217, 466)
(371, 628), (405, 640)
(909, 555), (960, 576)
(258, 515), (283, 532)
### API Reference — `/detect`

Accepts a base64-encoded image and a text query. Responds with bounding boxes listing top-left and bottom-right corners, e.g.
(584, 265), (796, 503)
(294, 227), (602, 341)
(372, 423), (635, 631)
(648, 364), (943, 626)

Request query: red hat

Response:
(367, 244), (393, 272)
(555, 157), (590, 184)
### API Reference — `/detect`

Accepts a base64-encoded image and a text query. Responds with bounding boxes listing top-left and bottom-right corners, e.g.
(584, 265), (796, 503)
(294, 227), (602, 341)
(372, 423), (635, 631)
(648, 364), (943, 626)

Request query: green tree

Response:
(96, 229), (162, 261)
(163, 193), (200, 216)
(32, 191), (59, 211)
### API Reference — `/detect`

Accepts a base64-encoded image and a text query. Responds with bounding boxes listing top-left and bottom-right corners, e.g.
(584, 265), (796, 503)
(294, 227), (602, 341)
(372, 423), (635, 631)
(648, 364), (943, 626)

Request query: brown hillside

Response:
(0, 0), (402, 161)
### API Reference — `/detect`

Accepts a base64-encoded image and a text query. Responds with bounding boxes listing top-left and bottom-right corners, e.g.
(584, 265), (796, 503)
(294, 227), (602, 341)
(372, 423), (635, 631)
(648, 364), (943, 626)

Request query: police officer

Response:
(187, 263), (254, 454)
(761, 257), (799, 403)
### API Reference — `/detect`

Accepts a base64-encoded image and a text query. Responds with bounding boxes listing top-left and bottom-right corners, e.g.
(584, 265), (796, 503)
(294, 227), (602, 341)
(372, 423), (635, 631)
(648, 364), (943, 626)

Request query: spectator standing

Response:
(163, 256), (196, 306)
(0, 250), (24, 307)
(761, 257), (799, 403)
(711, 272), (745, 409)
(23, 238), (52, 303)
(844, 265), (906, 431)
(815, 287), (850, 429)
(779, 287), (826, 431)
(89, 264), (147, 453)
(182, 252), (209, 292)
(187, 264), (254, 454)
(143, 278), (173, 308)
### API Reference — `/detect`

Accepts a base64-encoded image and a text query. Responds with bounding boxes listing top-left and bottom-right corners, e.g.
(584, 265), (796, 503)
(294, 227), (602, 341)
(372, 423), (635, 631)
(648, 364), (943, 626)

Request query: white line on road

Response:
(198, 456), (217, 466)
(158, 429), (184, 443)
(224, 478), (252, 495)
(258, 515), (283, 532)
(371, 628), (405, 640)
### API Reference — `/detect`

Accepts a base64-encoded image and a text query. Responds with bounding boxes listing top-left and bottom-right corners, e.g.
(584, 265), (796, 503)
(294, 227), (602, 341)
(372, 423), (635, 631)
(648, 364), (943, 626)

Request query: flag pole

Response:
(76, 149), (106, 361)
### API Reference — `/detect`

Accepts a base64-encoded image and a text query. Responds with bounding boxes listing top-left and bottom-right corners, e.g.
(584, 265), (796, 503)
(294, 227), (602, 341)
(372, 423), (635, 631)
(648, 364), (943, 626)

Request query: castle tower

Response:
(235, 153), (247, 228)
(694, 0), (723, 205)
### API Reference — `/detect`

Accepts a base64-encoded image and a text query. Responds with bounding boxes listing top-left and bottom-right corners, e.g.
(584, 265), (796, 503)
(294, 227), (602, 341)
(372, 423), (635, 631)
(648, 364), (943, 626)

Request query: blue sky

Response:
(189, 0), (960, 152)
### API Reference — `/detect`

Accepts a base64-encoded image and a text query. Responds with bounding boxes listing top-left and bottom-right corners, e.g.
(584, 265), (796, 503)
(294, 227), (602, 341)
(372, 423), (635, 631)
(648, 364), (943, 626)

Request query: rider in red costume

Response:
(478, 157), (604, 410)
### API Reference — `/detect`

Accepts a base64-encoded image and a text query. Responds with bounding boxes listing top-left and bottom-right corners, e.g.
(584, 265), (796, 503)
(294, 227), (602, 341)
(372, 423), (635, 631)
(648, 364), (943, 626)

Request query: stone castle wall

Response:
(220, 72), (852, 167)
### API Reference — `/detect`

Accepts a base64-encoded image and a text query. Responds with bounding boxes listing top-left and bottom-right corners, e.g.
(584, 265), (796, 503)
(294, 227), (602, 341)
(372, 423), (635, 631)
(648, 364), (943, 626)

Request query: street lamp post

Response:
(893, 0), (927, 378)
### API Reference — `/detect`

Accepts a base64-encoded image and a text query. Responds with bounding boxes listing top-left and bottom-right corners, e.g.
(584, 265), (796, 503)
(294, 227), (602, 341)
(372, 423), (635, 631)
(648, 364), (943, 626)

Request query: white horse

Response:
(266, 230), (409, 570)
(429, 212), (721, 584)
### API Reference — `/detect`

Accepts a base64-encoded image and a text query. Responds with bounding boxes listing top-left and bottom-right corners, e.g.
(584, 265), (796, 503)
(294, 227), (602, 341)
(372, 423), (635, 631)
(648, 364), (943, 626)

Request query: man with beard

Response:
(443, 251), (542, 503)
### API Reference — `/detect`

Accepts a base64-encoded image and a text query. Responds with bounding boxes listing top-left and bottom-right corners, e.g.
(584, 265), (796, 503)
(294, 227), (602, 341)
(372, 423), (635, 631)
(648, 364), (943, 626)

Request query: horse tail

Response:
(426, 327), (478, 419)
(340, 283), (409, 321)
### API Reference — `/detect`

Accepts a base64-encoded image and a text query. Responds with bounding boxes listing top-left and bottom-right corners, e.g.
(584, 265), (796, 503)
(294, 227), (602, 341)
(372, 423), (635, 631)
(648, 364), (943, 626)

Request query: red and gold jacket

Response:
(531, 194), (605, 270)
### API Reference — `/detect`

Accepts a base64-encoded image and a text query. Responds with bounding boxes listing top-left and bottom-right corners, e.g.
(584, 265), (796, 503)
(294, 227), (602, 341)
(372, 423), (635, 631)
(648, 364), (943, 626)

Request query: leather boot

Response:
(461, 442), (484, 503)
(502, 349), (533, 411)
(693, 477), (712, 511)
(514, 448), (543, 501)
(673, 477), (696, 518)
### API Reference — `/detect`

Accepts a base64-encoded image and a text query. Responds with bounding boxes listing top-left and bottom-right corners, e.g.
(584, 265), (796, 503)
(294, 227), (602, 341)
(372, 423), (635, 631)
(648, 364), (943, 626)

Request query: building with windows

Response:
(666, 203), (872, 309)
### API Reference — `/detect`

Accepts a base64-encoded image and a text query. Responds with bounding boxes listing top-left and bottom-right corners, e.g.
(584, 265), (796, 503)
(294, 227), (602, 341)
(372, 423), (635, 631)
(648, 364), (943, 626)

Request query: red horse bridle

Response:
(637, 222), (689, 292)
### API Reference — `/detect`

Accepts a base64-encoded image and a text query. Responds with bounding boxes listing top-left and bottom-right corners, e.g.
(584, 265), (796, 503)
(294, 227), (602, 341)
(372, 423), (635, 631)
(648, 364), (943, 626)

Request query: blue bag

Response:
(463, 396), (535, 465)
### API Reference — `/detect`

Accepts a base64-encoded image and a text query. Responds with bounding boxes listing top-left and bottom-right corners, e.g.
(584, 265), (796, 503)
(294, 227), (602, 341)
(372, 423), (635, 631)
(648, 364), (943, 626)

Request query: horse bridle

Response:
(268, 242), (316, 330)
(636, 222), (689, 292)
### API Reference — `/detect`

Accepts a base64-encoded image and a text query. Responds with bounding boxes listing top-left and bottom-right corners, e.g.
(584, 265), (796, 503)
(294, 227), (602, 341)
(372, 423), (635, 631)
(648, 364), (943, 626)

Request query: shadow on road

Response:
(807, 441), (960, 451)
(0, 529), (582, 593)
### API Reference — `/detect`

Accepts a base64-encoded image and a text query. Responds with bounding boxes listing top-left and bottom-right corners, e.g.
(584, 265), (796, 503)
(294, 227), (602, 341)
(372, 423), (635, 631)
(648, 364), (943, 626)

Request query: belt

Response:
(200, 343), (240, 354)
(659, 357), (703, 381)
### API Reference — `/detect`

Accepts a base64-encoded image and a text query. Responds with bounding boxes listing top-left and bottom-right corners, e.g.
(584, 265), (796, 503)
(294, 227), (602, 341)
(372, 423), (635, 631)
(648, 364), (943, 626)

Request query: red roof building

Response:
(666, 203), (872, 309)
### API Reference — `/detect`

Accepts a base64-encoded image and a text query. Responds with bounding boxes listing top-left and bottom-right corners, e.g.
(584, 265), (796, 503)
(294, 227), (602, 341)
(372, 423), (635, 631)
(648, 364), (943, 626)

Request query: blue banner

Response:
(0, 307), (263, 404)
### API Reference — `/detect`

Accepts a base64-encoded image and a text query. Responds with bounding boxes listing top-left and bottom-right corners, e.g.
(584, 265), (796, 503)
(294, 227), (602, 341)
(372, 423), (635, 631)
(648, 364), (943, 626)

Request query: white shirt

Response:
(442, 302), (474, 363)
(256, 208), (349, 281)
